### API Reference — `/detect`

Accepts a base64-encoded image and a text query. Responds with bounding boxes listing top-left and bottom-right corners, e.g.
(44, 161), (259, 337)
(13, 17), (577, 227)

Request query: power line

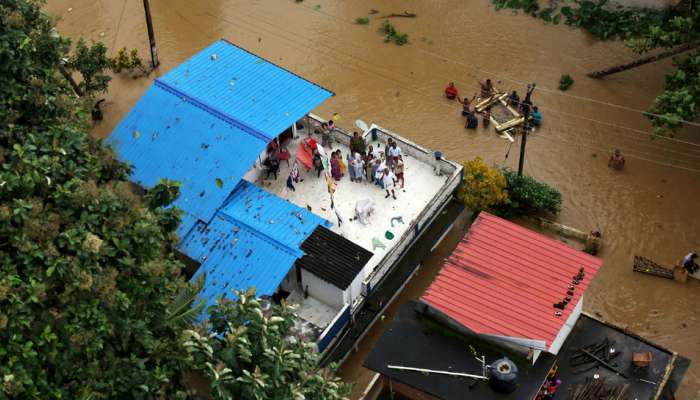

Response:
(177, 4), (700, 174)
(290, 0), (700, 130)
(214, 2), (700, 160)
(282, 1), (700, 150)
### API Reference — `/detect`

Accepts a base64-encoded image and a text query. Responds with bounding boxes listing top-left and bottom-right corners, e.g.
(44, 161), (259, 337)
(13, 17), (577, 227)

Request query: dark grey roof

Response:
(364, 302), (684, 400)
(297, 226), (372, 289)
(363, 302), (555, 400)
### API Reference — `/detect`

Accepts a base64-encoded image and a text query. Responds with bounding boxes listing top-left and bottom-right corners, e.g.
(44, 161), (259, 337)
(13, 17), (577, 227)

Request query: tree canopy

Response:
(0, 1), (347, 399)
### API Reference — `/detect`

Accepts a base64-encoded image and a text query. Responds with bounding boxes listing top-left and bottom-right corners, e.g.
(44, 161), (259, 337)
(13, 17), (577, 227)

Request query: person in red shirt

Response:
(445, 82), (458, 100)
(303, 131), (318, 152)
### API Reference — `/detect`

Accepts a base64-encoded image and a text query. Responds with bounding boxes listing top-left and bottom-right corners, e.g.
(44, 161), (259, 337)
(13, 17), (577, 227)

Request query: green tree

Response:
(501, 169), (562, 216)
(457, 157), (509, 213)
(1, 1), (189, 398)
(67, 38), (112, 95)
(183, 289), (351, 400)
(1, 2), (349, 399)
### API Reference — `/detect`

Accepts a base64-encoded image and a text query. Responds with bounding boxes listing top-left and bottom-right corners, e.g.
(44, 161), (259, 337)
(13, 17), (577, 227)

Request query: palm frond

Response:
(165, 273), (207, 328)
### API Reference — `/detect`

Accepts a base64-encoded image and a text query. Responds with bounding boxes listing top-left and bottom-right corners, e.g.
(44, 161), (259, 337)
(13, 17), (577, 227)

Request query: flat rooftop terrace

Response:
(249, 128), (449, 284)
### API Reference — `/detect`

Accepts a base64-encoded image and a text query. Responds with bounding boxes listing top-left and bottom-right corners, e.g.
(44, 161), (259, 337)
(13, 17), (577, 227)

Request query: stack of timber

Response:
(568, 377), (629, 400)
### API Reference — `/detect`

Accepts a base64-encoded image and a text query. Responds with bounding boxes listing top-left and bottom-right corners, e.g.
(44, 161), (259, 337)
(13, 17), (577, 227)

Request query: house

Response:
(363, 212), (689, 399)
(107, 39), (463, 354)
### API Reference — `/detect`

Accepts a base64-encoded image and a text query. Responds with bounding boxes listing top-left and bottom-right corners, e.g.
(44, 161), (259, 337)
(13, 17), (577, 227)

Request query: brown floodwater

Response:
(46, 0), (700, 397)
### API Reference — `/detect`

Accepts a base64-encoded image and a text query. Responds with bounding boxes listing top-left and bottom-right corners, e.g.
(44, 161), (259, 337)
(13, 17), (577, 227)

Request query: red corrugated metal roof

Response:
(421, 212), (603, 349)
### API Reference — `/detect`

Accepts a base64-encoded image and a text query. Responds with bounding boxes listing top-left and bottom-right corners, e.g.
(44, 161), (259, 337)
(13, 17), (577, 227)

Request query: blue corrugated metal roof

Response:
(219, 180), (331, 253)
(158, 39), (334, 141)
(181, 181), (331, 312)
(108, 39), (333, 238)
(107, 83), (267, 236)
(181, 213), (300, 311)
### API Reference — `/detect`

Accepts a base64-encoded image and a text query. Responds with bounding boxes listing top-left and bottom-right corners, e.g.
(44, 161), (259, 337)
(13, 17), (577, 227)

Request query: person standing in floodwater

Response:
(445, 82), (459, 99)
(480, 78), (494, 98)
(457, 94), (476, 116)
(608, 149), (625, 170)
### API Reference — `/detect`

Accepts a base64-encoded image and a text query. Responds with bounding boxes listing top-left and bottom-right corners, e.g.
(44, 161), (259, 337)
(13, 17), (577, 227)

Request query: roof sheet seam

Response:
(220, 38), (336, 97)
(215, 211), (304, 259)
(153, 79), (271, 143)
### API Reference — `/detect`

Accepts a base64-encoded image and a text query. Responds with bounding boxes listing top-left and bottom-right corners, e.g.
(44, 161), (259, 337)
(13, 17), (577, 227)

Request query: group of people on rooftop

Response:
(300, 126), (405, 200)
(445, 79), (542, 130)
(536, 363), (562, 400)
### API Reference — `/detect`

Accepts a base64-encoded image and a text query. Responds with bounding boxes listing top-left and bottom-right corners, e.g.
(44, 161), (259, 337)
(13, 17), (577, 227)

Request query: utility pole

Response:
(143, 0), (159, 69)
(517, 83), (536, 176)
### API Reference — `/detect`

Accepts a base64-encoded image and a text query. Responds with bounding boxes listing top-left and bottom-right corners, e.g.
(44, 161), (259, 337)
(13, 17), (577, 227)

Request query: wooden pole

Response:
(587, 44), (694, 79)
(143, 0), (159, 69)
(517, 84), (536, 176)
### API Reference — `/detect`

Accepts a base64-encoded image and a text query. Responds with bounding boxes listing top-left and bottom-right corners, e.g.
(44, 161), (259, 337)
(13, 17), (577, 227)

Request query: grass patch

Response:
(381, 20), (409, 45)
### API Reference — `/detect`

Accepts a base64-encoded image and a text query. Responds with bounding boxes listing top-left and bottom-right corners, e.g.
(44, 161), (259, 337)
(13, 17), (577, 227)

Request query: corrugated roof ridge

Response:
(444, 243), (591, 330)
(479, 212), (602, 264)
(214, 211), (303, 259)
(422, 289), (552, 343)
(446, 246), (586, 308)
(153, 79), (270, 143)
(436, 260), (572, 326)
(448, 244), (595, 307)
(219, 38), (336, 97)
(425, 267), (563, 340)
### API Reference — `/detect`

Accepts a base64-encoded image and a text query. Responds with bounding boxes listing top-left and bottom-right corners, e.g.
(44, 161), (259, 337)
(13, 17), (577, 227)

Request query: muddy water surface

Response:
(46, 0), (700, 397)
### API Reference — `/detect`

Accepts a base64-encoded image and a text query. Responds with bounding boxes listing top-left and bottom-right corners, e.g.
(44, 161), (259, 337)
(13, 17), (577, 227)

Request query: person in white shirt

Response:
(382, 169), (397, 199)
(387, 142), (402, 169)
(682, 252), (698, 274)
(375, 161), (387, 187)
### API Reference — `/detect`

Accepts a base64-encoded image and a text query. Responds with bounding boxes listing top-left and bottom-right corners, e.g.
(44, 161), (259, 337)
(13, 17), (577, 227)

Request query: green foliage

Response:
(68, 38), (112, 95)
(559, 74), (574, 91)
(457, 158), (509, 213)
(647, 51), (700, 135)
(1, 2), (351, 399)
(501, 169), (562, 216)
(0, 4), (190, 391)
(493, 0), (666, 40)
(110, 47), (147, 76)
(183, 289), (351, 400)
(165, 273), (207, 330)
(354, 16), (370, 25)
(381, 20), (409, 45)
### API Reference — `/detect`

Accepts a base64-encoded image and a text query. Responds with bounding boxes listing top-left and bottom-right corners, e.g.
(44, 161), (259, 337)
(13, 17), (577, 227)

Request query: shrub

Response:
(559, 74), (574, 91)
(381, 20), (409, 45)
(501, 169), (562, 216)
(355, 17), (370, 25)
(457, 158), (509, 213)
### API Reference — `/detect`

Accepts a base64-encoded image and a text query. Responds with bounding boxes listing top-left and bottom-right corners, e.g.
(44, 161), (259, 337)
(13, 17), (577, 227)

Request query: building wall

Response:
(549, 296), (583, 355)
(301, 267), (343, 309)
(343, 270), (365, 307)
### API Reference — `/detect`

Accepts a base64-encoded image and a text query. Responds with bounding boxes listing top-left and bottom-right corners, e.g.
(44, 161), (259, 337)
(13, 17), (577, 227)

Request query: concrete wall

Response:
(549, 296), (583, 355)
(343, 270), (365, 307)
(301, 267), (344, 309)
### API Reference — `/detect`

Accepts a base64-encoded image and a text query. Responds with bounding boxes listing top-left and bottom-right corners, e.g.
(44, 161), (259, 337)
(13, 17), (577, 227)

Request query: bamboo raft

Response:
(474, 92), (524, 133)
(633, 256), (674, 279)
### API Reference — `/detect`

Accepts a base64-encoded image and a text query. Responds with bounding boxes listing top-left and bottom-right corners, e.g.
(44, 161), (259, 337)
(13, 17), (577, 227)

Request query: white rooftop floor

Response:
(250, 133), (448, 281)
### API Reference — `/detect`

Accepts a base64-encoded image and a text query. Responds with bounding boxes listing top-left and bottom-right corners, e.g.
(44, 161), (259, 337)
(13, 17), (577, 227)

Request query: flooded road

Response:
(46, 0), (700, 397)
